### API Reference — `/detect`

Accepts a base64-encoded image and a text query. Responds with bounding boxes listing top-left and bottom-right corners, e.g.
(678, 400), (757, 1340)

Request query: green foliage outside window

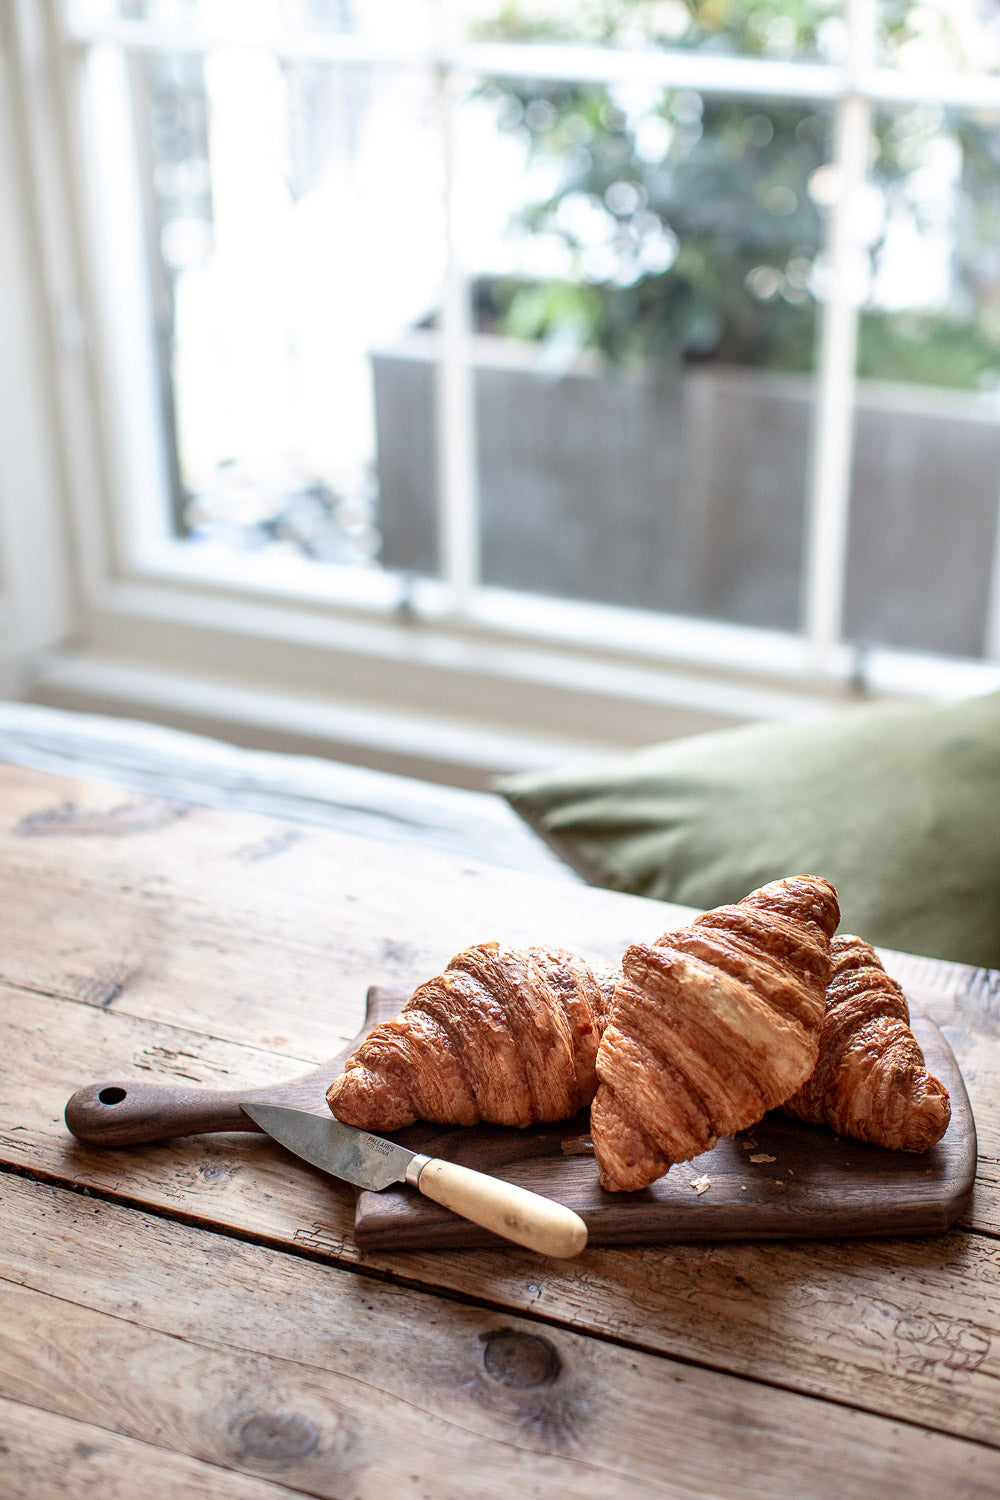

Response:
(475, 0), (1000, 389)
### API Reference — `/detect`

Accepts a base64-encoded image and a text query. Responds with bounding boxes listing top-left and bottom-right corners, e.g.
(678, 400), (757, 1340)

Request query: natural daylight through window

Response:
(10, 0), (1000, 745)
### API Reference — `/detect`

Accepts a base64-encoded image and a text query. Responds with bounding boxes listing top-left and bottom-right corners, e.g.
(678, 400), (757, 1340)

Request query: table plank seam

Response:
(0, 972), (330, 1070)
(5, 1216), (1000, 1468)
(3, 1158), (998, 1457)
(8, 1271), (784, 1488)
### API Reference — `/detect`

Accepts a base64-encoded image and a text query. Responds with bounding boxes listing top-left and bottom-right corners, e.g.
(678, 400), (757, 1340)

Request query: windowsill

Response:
(22, 581), (1000, 791)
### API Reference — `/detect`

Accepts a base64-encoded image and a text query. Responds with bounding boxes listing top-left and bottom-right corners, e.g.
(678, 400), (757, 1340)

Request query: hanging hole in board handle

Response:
(65, 1077), (266, 1145)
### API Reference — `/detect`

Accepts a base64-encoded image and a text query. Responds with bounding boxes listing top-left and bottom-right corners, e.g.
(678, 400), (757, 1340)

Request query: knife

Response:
(242, 1102), (588, 1259)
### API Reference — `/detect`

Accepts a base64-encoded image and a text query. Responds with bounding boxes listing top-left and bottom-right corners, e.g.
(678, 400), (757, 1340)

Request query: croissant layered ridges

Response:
(591, 874), (841, 1192)
(326, 874), (952, 1203)
(783, 934), (951, 1152)
(326, 942), (619, 1132)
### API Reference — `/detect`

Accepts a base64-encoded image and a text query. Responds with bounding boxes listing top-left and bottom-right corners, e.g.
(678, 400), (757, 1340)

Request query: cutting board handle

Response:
(63, 985), (408, 1149)
(64, 1079), (267, 1146)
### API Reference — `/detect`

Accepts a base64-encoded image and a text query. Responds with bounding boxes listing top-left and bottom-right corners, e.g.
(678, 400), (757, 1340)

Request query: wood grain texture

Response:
(0, 760), (993, 1226)
(3, 1175), (998, 1500)
(3, 985), (1000, 1448)
(2, 759), (1000, 1479)
(0, 763), (670, 1059)
(0, 1398), (305, 1500)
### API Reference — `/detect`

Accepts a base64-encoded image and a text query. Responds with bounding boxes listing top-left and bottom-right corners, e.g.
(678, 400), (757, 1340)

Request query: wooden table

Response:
(1, 758), (998, 1498)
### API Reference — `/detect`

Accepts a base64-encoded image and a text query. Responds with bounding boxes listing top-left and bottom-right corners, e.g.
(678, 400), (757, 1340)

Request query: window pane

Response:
(466, 0), (846, 63)
(111, 0), (436, 38)
(377, 76), (833, 627)
(876, 0), (1000, 74)
(125, 48), (446, 563)
(845, 104), (1000, 658)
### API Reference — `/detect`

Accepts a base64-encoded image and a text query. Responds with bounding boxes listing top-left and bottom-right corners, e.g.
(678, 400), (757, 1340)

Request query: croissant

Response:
(327, 941), (619, 1131)
(591, 874), (840, 1192)
(783, 934), (951, 1151)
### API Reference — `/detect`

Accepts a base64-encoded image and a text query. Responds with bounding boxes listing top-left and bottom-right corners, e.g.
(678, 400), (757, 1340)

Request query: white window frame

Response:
(3, 0), (1000, 785)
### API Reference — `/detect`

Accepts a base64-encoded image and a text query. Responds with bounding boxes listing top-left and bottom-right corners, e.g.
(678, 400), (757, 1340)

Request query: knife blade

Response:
(241, 1102), (588, 1259)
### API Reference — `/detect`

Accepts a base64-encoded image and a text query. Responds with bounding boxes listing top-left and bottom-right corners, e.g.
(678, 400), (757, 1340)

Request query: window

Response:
(3, 1), (1000, 783)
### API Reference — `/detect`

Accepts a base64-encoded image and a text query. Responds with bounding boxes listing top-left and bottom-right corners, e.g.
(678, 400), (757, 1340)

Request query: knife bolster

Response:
(405, 1153), (432, 1188)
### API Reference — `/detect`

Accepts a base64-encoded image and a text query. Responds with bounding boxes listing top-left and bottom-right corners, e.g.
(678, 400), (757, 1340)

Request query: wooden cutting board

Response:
(349, 985), (977, 1250)
(65, 982), (977, 1250)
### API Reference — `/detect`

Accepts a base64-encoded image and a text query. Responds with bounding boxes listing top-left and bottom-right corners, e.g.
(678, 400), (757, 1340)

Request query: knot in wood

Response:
(197, 1161), (234, 1182)
(236, 1412), (320, 1464)
(481, 1329), (561, 1388)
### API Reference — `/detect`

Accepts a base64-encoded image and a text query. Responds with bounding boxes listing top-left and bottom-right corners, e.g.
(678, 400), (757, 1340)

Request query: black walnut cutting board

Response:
(65, 982), (977, 1250)
(349, 985), (977, 1250)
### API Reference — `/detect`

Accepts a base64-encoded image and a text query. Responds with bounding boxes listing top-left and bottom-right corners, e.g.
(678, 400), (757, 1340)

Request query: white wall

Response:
(0, 17), (72, 694)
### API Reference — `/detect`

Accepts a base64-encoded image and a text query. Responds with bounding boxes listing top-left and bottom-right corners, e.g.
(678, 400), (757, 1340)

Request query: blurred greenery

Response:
(479, 82), (829, 370)
(857, 313), (1000, 389)
(475, 0), (1000, 390)
(481, 0), (839, 56)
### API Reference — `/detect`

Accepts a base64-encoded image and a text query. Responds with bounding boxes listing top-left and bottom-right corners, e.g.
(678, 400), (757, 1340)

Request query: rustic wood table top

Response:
(1, 758), (998, 1498)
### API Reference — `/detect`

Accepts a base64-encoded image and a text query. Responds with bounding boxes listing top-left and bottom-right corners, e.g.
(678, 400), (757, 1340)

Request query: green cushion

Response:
(496, 692), (1000, 970)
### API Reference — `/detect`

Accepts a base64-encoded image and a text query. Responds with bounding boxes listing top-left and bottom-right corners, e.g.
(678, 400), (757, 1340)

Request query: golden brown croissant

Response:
(327, 942), (619, 1131)
(783, 933), (950, 1151)
(591, 874), (840, 1192)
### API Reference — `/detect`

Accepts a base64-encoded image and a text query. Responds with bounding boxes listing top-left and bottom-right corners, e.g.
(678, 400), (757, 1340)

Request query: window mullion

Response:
(802, 0), (875, 671)
(983, 490), (1000, 660)
(434, 48), (479, 613)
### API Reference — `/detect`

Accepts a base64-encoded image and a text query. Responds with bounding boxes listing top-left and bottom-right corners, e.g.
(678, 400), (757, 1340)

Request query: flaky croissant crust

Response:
(783, 934), (951, 1152)
(326, 880), (948, 1202)
(327, 942), (618, 1132)
(591, 874), (840, 1192)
